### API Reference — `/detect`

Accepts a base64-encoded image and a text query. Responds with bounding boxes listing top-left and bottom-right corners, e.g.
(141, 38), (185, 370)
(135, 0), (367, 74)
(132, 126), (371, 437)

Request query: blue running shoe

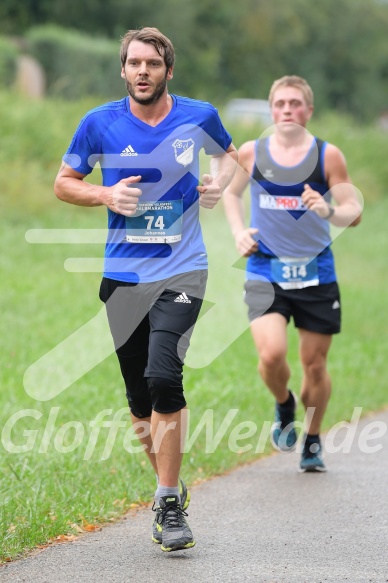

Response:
(152, 478), (190, 544)
(270, 390), (298, 452)
(299, 437), (327, 472)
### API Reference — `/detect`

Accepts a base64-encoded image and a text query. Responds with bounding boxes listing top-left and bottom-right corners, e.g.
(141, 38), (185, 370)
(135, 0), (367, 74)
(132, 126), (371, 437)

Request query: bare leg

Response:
(299, 329), (332, 435)
(150, 408), (188, 487)
(250, 313), (290, 403)
(130, 414), (158, 474)
(130, 408), (188, 484)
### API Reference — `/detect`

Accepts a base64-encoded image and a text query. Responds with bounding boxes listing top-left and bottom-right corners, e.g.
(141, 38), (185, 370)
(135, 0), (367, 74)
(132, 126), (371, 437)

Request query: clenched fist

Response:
(106, 175), (142, 216)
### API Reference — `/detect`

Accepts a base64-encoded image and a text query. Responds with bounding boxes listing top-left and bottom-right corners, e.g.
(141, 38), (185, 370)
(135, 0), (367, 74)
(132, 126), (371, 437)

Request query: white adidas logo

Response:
(120, 144), (138, 156)
(174, 292), (191, 304)
(332, 300), (340, 309)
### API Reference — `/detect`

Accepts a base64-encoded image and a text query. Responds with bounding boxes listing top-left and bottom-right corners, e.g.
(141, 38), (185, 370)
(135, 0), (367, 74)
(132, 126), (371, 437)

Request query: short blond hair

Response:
(269, 75), (314, 107)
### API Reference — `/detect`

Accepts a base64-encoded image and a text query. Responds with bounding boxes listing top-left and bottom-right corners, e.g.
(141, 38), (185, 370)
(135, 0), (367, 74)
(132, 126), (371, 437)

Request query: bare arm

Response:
(301, 144), (362, 227)
(196, 143), (238, 209)
(223, 141), (259, 257)
(54, 163), (143, 216)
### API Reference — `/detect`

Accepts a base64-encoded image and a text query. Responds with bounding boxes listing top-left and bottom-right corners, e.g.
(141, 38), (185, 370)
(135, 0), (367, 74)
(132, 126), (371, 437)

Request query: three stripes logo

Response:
(120, 144), (138, 156)
(174, 292), (191, 304)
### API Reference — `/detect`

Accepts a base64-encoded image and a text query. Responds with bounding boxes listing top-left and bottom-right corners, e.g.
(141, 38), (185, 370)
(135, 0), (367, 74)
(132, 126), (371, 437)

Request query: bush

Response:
(26, 25), (124, 100)
(0, 36), (19, 88)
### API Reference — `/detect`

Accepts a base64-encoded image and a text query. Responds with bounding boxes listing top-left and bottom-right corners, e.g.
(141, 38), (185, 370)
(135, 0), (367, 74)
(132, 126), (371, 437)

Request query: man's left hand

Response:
(197, 174), (222, 209)
(301, 184), (332, 218)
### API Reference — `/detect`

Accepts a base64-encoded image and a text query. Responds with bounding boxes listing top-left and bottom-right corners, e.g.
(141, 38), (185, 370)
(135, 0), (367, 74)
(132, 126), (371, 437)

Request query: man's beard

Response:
(125, 77), (168, 105)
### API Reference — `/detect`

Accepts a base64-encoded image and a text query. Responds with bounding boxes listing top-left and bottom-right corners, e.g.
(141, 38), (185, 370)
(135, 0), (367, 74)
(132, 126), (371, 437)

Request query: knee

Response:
(259, 347), (286, 372)
(147, 376), (186, 414)
(126, 385), (153, 419)
(302, 359), (327, 384)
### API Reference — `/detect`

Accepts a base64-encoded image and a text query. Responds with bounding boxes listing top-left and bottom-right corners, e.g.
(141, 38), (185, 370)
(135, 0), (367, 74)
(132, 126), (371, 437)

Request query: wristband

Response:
(323, 205), (335, 220)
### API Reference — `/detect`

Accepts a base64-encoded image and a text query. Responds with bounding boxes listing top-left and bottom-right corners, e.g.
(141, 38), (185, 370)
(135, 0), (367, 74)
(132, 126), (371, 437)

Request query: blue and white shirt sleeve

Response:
(200, 106), (232, 156)
(63, 112), (102, 175)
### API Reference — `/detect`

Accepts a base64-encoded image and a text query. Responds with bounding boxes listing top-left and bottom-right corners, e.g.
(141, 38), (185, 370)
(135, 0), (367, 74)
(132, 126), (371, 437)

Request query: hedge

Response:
(26, 25), (125, 100)
(0, 36), (19, 87)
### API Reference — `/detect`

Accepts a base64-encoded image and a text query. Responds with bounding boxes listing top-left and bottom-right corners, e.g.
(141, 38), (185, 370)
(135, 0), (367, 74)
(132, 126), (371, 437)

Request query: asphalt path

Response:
(1, 411), (388, 583)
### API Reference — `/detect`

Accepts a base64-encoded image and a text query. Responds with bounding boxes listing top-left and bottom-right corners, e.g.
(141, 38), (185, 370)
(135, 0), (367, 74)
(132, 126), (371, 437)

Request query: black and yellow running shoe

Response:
(152, 478), (190, 544)
(179, 477), (190, 511)
(158, 495), (195, 552)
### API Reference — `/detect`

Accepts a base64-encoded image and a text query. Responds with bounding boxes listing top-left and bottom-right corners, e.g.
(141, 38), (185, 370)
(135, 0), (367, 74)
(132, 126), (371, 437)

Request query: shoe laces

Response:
(160, 504), (188, 528)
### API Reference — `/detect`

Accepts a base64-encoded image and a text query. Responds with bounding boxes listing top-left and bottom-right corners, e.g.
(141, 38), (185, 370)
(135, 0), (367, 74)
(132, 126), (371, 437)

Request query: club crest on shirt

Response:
(172, 138), (195, 167)
(263, 169), (274, 179)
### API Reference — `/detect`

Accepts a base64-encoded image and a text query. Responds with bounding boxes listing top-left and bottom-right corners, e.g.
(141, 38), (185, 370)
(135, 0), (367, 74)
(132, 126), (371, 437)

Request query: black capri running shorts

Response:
(244, 280), (341, 335)
(99, 270), (207, 418)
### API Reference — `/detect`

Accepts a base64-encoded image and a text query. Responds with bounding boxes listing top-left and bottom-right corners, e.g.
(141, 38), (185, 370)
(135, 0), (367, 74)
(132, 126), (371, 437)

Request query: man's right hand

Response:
(235, 228), (259, 257)
(106, 175), (142, 216)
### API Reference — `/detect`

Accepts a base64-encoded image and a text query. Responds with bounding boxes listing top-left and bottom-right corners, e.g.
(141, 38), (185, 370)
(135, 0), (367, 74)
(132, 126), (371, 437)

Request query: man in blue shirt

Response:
(54, 27), (237, 552)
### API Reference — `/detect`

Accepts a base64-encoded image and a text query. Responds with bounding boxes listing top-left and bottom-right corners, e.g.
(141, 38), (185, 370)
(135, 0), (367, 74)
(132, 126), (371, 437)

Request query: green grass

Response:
(1, 91), (387, 561)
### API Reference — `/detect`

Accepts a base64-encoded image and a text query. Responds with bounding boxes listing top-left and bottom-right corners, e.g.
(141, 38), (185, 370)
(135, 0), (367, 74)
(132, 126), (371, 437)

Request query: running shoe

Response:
(270, 390), (298, 452)
(299, 437), (327, 472)
(157, 494), (195, 552)
(179, 477), (190, 511)
(152, 478), (190, 544)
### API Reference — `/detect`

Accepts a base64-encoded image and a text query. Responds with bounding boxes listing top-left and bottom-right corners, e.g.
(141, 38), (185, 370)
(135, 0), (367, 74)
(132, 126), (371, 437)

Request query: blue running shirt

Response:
(63, 95), (232, 283)
(247, 137), (337, 286)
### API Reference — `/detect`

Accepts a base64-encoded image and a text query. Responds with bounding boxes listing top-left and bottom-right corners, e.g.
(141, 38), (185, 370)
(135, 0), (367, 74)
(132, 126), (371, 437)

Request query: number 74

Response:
(145, 215), (165, 230)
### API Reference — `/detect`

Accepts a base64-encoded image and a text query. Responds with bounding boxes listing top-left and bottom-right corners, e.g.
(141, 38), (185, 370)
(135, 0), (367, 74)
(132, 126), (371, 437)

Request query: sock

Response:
(278, 390), (294, 409)
(155, 485), (180, 505)
(305, 433), (320, 443)
(304, 433), (320, 453)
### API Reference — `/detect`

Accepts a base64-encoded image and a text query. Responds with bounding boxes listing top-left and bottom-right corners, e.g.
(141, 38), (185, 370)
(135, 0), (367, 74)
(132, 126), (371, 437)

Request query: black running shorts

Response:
(244, 281), (341, 335)
(99, 270), (207, 387)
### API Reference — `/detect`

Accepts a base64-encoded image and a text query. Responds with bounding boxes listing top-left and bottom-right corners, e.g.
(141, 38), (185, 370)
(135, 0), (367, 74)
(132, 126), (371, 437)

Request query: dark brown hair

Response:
(120, 27), (175, 70)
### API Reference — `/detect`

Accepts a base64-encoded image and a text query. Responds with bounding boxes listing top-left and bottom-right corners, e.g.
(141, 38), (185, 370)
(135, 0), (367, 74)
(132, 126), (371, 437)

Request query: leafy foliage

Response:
(0, 36), (19, 87)
(26, 25), (123, 100)
(1, 0), (388, 118)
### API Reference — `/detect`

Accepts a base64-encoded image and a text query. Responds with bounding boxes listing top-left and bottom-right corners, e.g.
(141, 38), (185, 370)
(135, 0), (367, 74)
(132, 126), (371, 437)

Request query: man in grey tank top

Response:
(223, 75), (362, 472)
